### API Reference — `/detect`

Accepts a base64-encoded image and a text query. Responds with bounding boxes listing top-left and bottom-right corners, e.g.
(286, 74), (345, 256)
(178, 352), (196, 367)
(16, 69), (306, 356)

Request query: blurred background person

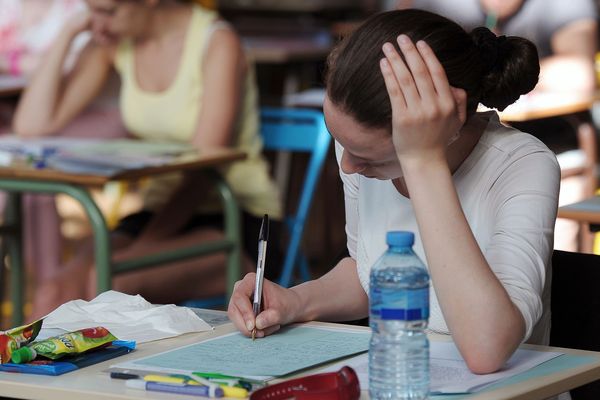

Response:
(0, 0), (128, 316)
(13, 0), (281, 318)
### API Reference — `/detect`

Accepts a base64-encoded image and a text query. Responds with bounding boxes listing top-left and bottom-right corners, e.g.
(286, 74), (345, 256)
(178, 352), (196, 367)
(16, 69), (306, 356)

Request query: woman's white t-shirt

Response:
(336, 112), (561, 344)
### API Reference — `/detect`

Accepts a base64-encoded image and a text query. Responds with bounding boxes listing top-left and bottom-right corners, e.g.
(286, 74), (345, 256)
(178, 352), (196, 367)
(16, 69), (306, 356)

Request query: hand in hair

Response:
(380, 35), (468, 166)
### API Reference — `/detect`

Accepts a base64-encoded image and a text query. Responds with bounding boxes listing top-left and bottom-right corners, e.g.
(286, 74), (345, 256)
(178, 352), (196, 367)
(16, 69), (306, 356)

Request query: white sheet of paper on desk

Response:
(318, 341), (562, 394)
(42, 291), (212, 343)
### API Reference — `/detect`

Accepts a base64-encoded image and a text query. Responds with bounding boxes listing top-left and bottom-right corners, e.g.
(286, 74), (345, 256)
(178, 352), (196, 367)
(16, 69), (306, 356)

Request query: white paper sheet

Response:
(42, 291), (212, 343)
(319, 341), (562, 394)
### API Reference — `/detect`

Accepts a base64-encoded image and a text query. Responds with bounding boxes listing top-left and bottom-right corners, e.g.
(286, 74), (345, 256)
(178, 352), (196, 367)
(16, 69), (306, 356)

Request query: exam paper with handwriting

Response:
(112, 325), (370, 381)
(319, 341), (562, 394)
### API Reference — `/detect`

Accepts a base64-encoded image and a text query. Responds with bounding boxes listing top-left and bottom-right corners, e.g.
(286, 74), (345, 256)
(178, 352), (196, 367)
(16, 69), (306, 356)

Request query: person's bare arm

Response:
(192, 27), (244, 149)
(13, 12), (113, 137)
(381, 36), (526, 374)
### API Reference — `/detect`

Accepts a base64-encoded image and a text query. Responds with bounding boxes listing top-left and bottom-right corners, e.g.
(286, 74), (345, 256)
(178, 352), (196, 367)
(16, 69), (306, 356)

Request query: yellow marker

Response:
(221, 385), (248, 398)
(143, 375), (199, 385)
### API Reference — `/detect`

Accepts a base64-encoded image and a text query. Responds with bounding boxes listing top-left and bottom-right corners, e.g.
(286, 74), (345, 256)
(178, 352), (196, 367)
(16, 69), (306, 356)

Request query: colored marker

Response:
(193, 371), (261, 389)
(126, 379), (224, 398)
(110, 372), (140, 380)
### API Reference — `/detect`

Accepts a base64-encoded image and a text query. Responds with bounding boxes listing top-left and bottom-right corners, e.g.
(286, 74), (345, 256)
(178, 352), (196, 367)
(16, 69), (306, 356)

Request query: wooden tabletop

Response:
(0, 148), (246, 186)
(0, 75), (27, 97)
(498, 91), (600, 122)
(1, 321), (600, 400)
(558, 196), (600, 224)
(243, 37), (332, 63)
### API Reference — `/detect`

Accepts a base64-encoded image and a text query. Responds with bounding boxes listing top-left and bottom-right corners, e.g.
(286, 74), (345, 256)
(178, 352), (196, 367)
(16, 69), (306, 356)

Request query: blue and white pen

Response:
(252, 214), (269, 341)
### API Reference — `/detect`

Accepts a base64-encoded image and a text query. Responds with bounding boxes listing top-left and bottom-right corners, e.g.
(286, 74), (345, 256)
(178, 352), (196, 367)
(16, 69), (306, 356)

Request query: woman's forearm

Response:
(13, 28), (78, 136)
(401, 156), (524, 373)
(291, 257), (369, 323)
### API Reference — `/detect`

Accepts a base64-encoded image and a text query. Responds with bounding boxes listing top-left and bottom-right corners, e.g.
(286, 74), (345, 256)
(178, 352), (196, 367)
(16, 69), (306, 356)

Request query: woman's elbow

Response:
(460, 332), (523, 374)
(462, 350), (508, 374)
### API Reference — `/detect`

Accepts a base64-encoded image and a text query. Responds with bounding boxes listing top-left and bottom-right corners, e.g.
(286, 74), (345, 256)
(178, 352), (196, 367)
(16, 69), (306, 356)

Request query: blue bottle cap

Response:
(386, 231), (414, 247)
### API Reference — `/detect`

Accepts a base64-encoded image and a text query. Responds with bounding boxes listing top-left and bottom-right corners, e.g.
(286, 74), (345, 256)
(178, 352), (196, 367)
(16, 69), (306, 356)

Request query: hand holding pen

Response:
(252, 215), (269, 340)
(227, 215), (305, 338)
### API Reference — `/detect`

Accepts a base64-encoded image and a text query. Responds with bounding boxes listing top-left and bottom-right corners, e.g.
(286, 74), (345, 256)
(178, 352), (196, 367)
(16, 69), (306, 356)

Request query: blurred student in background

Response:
(13, 0), (281, 318)
(396, 0), (598, 252)
(1, 0), (128, 308)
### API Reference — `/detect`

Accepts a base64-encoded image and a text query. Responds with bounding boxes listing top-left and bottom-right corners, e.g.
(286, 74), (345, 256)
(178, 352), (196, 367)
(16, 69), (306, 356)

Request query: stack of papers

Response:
(42, 291), (212, 343)
(319, 341), (562, 394)
(0, 136), (194, 175)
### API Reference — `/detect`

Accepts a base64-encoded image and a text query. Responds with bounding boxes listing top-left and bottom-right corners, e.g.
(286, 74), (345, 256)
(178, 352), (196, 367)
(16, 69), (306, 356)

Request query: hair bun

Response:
(470, 27), (508, 74)
(469, 27), (539, 110)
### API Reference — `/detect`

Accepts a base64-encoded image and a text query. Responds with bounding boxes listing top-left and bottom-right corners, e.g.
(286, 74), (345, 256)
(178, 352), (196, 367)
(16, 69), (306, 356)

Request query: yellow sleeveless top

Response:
(114, 6), (281, 219)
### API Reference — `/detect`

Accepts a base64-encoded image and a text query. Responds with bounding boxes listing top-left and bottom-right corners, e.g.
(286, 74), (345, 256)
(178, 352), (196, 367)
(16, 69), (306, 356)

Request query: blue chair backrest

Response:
(260, 107), (331, 287)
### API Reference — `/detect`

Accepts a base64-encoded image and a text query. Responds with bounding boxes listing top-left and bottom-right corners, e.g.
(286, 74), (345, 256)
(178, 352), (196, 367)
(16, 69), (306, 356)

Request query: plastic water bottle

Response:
(369, 231), (430, 400)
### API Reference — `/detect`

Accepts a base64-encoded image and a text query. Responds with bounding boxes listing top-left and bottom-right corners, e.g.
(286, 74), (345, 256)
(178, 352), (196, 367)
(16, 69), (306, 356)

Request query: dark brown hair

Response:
(326, 9), (539, 130)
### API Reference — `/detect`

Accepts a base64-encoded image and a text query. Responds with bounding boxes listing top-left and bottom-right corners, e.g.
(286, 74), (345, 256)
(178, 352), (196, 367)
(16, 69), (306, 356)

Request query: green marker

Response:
(192, 372), (261, 391)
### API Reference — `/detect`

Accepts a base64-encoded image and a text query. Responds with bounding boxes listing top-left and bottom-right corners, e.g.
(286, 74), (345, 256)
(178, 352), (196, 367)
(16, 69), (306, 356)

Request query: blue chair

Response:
(181, 107), (330, 309)
(261, 107), (331, 288)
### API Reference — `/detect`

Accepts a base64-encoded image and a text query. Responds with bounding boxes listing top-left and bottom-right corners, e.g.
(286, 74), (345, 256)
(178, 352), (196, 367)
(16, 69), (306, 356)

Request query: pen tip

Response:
(259, 214), (269, 241)
(251, 328), (256, 341)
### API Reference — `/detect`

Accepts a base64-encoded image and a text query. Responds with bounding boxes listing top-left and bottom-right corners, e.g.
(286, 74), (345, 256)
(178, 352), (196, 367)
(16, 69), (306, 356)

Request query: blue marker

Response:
(126, 379), (224, 398)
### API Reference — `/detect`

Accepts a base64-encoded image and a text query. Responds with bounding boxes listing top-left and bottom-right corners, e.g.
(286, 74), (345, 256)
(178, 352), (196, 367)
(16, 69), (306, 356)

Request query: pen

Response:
(110, 372), (140, 380)
(186, 373), (228, 398)
(126, 379), (224, 398)
(252, 214), (269, 341)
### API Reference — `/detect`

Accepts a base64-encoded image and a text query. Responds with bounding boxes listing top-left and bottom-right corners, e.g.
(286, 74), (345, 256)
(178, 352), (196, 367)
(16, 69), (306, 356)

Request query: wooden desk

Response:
(0, 75), (26, 98)
(243, 36), (331, 64)
(1, 320), (600, 400)
(0, 148), (246, 326)
(497, 92), (599, 123)
(558, 196), (600, 230)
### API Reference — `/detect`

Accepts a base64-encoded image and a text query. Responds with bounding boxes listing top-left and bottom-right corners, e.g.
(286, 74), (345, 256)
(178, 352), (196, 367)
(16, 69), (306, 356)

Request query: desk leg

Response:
(64, 187), (112, 294)
(0, 182), (110, 324)
(214, 177), (241, 300)
(5, 193), (23, 326)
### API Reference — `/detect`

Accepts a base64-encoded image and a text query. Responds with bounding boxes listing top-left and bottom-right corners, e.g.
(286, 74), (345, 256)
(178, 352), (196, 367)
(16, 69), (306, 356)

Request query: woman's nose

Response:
(341, 152), (366, 175)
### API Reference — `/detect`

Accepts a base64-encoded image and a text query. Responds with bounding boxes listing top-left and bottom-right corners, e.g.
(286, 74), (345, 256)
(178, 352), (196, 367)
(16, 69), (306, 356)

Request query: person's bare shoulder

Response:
(204, 24), (245, 67)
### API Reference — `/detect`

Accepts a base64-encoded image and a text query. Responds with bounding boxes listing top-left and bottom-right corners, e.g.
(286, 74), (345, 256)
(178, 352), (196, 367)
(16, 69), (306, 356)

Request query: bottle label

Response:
(370, 286), (429, 321)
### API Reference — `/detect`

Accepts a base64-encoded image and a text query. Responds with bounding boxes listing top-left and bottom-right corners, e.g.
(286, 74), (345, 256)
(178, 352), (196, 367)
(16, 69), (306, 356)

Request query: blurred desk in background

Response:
(558, 196), (600, 231)
(0, 145), (245, 326)
(243, 36), (332, 64)
(498, 92), (600, 123)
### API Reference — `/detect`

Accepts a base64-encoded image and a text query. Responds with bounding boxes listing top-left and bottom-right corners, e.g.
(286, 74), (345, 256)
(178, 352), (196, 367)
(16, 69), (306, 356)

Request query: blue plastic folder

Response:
(0, 340), (136, 376)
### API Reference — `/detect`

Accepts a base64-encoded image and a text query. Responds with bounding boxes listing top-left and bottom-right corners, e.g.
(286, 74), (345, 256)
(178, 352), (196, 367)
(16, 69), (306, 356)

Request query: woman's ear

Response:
(450, 87), (468, 126)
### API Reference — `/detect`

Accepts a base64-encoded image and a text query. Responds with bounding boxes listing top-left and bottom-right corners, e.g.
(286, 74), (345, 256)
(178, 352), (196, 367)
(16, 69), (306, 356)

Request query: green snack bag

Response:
(11, 327), (117, 363)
